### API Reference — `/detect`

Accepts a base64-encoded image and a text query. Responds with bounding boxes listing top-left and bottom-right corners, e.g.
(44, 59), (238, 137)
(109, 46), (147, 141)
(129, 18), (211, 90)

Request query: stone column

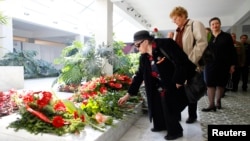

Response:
(95, 0), (113, 75)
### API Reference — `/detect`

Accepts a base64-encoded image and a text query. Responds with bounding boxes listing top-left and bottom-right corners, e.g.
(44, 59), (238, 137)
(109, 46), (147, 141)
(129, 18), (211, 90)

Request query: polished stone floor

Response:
(9, 77), (250, 141)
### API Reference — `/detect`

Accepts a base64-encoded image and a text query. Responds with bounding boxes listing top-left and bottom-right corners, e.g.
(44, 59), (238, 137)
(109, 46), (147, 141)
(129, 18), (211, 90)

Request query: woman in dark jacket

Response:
(118, 30), (196, 140)
(202, 17), (237, 111)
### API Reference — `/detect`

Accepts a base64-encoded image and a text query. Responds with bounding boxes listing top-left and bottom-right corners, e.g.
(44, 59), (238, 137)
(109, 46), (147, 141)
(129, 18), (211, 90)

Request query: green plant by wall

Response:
(0, 49), (60, 79)
(54, 40), (114, 85)
(54, 39), (140, 88)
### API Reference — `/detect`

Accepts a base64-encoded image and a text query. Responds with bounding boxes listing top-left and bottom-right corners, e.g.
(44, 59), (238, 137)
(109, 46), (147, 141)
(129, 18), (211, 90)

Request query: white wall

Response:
(13, 41), (64, 69)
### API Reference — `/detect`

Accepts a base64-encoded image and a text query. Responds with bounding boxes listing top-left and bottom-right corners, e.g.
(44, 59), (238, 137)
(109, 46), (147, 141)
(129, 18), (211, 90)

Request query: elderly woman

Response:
(169, 6), (208, 123)
(118, 30), (196, 140)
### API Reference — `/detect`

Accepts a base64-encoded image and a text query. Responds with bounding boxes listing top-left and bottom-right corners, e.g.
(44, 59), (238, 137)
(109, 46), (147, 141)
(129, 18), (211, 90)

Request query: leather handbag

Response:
(198, 45), (215, 66)
(159, 47), (207, 103)
(184, 71), (207, 103)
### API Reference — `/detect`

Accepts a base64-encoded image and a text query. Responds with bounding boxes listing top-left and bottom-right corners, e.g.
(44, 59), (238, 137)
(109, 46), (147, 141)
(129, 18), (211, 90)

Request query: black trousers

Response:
(187, 102), (197, 118)
(151, 87), (187, 135)
(151, 90), (167, 130)
(232, 66), (249, 90)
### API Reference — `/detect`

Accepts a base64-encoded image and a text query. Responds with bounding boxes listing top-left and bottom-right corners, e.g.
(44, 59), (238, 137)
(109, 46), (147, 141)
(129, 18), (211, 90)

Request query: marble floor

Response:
(5, 77), (250, 141)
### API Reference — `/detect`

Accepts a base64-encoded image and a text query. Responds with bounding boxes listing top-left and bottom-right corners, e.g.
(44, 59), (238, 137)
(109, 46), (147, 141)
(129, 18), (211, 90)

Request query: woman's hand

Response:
(229, 65), (235, 74)
(118, 93), (130, 105)
(176, 83), (183, 89)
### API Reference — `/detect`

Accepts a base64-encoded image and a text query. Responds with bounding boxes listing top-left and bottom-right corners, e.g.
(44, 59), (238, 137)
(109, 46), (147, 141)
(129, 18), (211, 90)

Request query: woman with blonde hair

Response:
(169, 6), (208, 123)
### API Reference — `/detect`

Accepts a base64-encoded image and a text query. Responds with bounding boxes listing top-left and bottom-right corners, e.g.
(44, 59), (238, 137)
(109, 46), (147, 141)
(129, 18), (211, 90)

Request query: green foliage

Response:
(54, 40), (112, 85)
(81, 91), (141, 119)
(0, 11), (8, 25)
(110, 41), (140, 77)
(0, 49), (59, 79)
(127, 53), (140, 75)
(54, 38), (140, 87)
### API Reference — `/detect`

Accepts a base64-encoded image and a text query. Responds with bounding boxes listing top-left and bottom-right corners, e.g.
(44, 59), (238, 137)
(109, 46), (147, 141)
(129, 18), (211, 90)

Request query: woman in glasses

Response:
(118, 30), (196, 140)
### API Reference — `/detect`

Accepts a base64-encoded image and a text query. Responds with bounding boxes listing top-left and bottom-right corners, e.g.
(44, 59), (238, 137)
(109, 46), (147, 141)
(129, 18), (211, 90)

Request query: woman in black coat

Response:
(118, 30), (196, 140)
(202, 17), (237, 112)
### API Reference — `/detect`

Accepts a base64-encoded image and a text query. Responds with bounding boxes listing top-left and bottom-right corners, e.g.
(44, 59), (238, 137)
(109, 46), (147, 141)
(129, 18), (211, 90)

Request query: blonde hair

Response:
(169, 6), (188, 18)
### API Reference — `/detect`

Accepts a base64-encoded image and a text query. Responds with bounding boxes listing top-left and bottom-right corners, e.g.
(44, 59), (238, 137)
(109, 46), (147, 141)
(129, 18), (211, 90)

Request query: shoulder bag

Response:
(159, 47), (206, 103)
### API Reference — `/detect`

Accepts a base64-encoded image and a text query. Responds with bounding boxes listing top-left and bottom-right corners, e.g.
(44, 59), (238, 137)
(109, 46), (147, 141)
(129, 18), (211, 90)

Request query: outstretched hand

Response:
(118, 93), (130, 105)
(176, 83), (183, 89)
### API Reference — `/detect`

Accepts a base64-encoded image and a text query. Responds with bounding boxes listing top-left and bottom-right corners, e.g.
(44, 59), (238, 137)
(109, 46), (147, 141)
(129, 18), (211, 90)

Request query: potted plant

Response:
(54, 38), (139, 92)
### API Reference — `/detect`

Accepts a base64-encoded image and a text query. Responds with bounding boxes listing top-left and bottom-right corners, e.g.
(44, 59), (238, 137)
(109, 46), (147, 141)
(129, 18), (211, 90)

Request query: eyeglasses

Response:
(134, 40), (144, 48)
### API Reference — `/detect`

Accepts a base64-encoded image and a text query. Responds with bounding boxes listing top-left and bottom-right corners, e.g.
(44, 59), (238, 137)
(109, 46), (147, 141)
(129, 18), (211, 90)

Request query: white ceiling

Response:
(118, 0), (250, 31)
(8, 0), (250, 43)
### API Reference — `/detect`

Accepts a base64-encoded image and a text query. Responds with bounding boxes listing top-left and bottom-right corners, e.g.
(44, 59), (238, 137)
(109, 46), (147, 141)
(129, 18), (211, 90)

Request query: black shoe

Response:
(216, 101), (222, 109)
(151, 128), (166, 132)
(186, 117), (197, 124)
(216, 105), (222, 109)
(243, 88), (247, 92)
(164, 132), (183, 140)
(201, 107), (216, 112)
(216, 103), (222, 109)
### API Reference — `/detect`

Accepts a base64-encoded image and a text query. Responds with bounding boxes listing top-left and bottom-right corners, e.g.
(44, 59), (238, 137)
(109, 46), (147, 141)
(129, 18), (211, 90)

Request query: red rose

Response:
(54, 100), (66, 112)
(80, 115), (85, 122)
(114, 83), (122, 89)
(74, 111), (79, 119)
(100, 86), (107, 94)
(154, 28), (158, 32)
(52, 116), (65, 128)
(151, 71), (158, 78)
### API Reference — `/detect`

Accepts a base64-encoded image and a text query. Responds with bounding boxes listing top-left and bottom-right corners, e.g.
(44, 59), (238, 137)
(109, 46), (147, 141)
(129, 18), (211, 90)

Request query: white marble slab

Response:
(0, 66), (24, 91)
(0, 103), (142, 141)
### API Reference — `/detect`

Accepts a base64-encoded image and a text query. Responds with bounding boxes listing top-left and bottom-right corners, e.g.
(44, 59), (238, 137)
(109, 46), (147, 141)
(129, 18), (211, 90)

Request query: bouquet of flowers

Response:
(70, 74), (132, 102)
(8, 90), (113, 135)
(0, 90), (18, 117)
(7, 74), (141, 136)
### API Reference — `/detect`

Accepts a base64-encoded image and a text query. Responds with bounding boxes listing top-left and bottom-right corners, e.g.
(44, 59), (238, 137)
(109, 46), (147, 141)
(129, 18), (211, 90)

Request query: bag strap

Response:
(191, 21), (196, 47)
(159, 47), (175, 65)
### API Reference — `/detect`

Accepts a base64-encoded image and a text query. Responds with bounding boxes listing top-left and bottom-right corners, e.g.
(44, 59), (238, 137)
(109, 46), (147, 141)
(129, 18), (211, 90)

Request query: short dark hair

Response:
(240, 34), (248, 39)
(209, 17), (221, 25)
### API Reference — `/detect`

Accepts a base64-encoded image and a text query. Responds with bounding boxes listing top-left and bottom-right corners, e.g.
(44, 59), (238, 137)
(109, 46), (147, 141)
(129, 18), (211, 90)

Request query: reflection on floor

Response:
(17, 77), (250, 141)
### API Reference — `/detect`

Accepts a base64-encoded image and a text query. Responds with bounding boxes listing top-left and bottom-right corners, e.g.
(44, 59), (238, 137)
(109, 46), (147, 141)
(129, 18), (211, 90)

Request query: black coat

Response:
(205, 31), (237, 86)
(128, 38), (196, 121)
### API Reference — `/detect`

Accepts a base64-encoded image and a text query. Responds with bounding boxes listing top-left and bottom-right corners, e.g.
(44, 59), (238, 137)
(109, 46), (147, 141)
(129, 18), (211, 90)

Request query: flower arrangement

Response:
(58, 83), (79, 93)
(70, 74), (132, 102)
(7, 90), (114, 135)
(69, 74), (139, 120)
(0, 90), (18, 116)
(7, 74), (141, 136)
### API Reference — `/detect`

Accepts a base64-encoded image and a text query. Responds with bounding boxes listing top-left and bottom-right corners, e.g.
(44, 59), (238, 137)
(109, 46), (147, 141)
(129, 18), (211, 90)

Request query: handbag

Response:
(226, 74), (233, 90)
(198, 46), (215, 66)
(159, 47), (207, 103)
(191, 22), (215, 66)
(184, 71), (207, 103)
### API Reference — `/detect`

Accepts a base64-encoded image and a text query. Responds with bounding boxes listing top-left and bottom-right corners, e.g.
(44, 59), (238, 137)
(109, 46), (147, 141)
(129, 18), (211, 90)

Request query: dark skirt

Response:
(205, 62), (230, 87)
